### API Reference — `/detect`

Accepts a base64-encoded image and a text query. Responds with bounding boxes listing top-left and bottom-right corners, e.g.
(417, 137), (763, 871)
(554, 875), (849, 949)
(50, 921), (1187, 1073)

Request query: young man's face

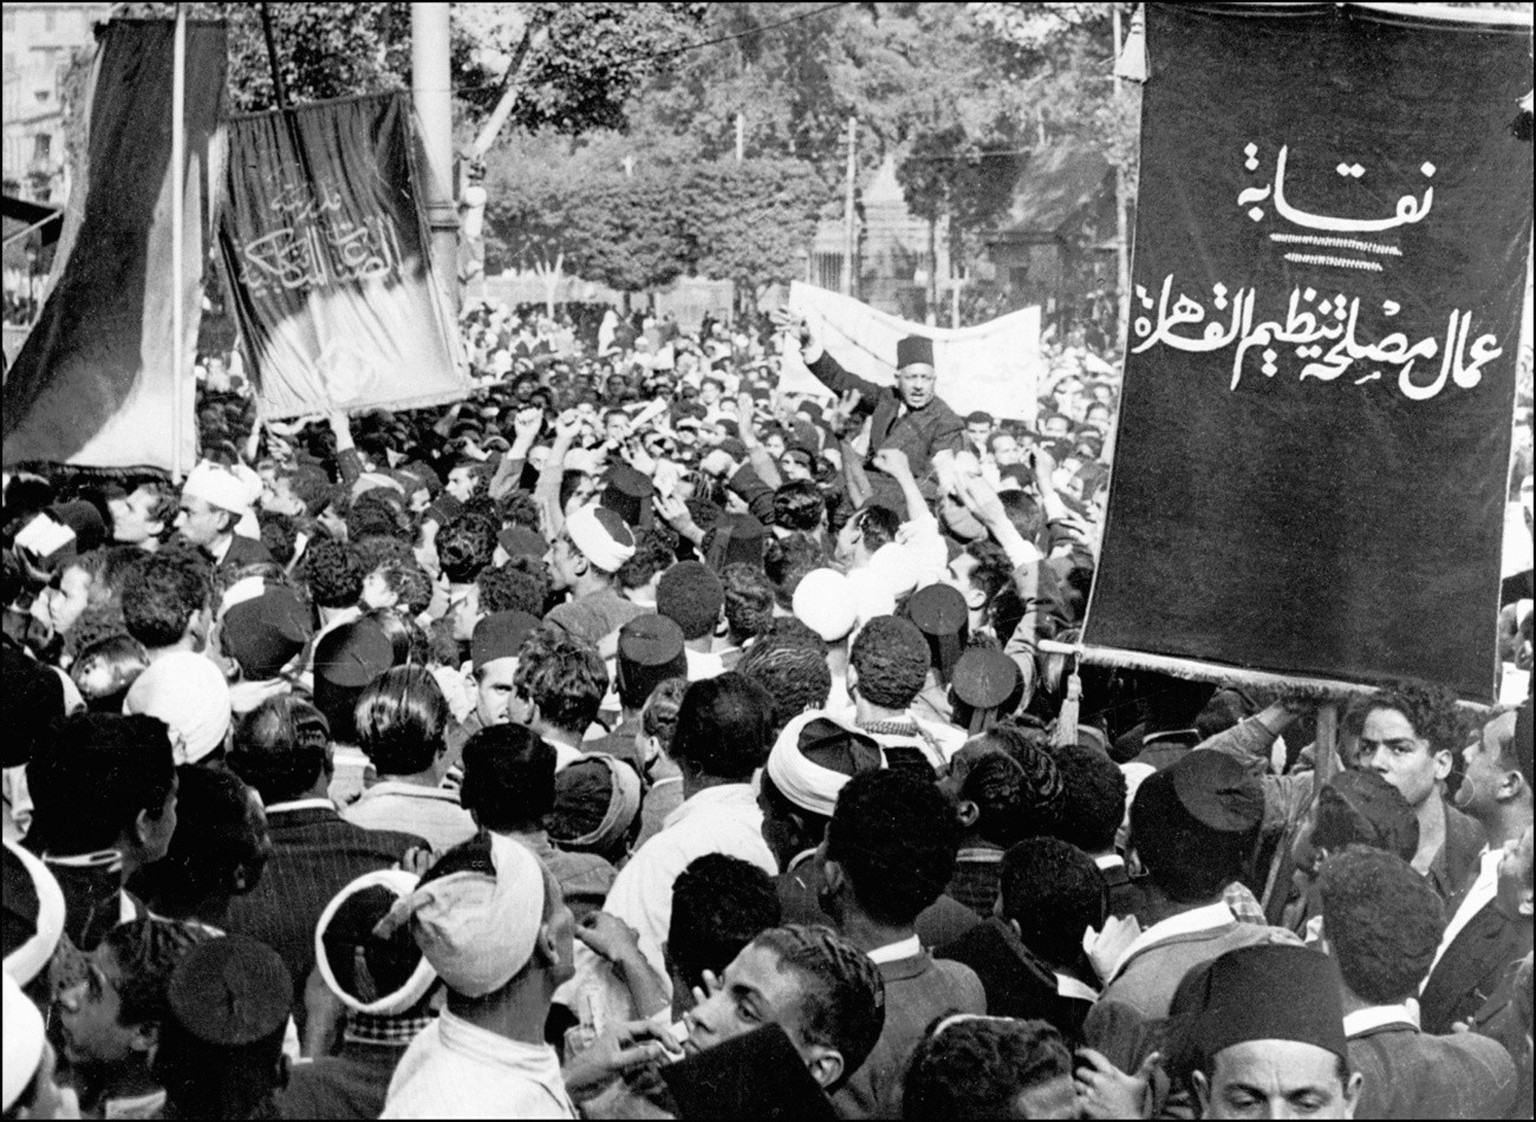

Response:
(967, 421), (992, 446)
(448, 584), (481, 642)
(699, 382), (721, 406)
(360, 569), (398, 611)
(605, 414), (629, 443)
(474, 656), (518, 727)
(684, 943), (816, 1067)
(446, 467), (478, 504)
(1360, 706), (1448, 810)
(990, 434), (1023, 466)
(56, 943), (143, 1072)
(545, 531), (581, 592)
(763, 432), (786, 459)
(110, 486), (167, 545)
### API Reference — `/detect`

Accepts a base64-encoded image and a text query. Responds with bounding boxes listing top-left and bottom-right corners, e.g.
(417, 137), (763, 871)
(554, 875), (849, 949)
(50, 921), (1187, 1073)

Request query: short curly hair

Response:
(668, 673), (773, 781)
(346, 493), (412, 543)
(656, 561), (724, 641)
(376, 560), (433, 617)
(301, 539), (366, 609)
(1364, 682), (1474, 757)
(100, 918), (215, 1029)
(668, 854), (783, 996)
(616, 530), (677, 594)
(722, 562), (774, 642)
(1000, 837), (1109, 966)
(1320, 845), (1445, 1004)
(513, 625), (608, 735)
(737, 641), (832, 740)
(971, 726), (1066, 839)
(957, 750), (1034, 849)
(256, 511), (297, 566)
(849, 615), (930, 710)
(750, 924), (886, 1094)
(436, 512), (498, 585)
(477, 558), (549, 617)
(904, 1017), (1073, 1118)
(763, 533), (826, 609)
(1047, 742), (1126, 855)
(121, 552), (210, 649)
(772, 480), (825, 532)
(826, 769), (961, 927)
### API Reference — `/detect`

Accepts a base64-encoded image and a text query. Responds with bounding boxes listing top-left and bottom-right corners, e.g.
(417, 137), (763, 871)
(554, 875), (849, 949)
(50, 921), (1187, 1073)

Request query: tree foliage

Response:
(679, 160), (827, 305)
(119, 2), (706, 134)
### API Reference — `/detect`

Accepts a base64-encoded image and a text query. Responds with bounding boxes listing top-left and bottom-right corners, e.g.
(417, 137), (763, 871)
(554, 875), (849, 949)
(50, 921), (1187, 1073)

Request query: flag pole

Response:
(171, 2), (187, 480)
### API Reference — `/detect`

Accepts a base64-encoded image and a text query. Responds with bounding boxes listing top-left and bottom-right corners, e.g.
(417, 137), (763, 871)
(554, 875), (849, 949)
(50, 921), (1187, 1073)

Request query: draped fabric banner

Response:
(3, 19), (225, 472)
(1084, 4), (1532, 701)
(783, 281), (1041, 422)
(220, 93), (468, 420)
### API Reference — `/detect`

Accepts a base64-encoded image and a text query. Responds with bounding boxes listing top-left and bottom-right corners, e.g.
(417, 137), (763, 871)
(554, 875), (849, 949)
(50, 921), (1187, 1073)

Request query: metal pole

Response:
(1112, 3), (1131, 356)
(843, 116), (856, 297)
(736, 112), (745, 162)
(412, 2), (459, 316)
(171, 3), (187, 479)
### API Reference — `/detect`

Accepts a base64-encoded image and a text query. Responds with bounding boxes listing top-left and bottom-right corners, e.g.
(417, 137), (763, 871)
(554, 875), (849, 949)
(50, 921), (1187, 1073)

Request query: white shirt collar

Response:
(1110, 901), (1234, 981)
(263, 797), (337, 814)
(866, 934), (922, 965)
(1095, 854), (1126, 871)
(1425, 846), (1502, 986)
(1344, 1002), (1419, 1037)
(1055, 972), (1100, 1002)
(661, 782), (756, 831)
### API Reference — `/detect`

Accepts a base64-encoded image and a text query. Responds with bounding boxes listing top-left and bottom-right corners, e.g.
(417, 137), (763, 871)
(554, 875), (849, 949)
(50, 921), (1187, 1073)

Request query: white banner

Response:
(779, 282), (1041, 423)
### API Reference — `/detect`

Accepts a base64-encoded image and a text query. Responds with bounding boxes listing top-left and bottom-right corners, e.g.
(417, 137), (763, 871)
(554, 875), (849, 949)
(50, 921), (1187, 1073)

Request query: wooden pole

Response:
(843, 116), (857, 297)
(412, 2), (459, 317)
(171, 3), (186, 480)
(258, 1), (289, 109)
(1112, 3), (1131, 356)
(1313, 701), (1339, 796)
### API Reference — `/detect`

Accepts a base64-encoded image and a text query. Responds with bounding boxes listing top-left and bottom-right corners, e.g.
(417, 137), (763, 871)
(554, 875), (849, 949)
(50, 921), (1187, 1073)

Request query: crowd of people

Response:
(1, 295), (1532, 1120)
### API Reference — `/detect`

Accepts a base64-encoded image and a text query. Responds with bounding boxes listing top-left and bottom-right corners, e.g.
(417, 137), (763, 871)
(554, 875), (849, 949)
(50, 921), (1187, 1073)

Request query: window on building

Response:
(34, 134), (52, 163)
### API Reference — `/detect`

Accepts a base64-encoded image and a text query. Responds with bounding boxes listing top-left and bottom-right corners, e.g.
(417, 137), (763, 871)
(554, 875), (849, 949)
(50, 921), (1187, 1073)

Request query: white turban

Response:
(314, 869), (439, 1016)
(792, 568), (857, 642)
(2, 972), (44, 1113)
(374, 832), (545, 999)
(766, 710), (880, 819)
(565, 504), (635, 574)
(183, 460), (254, 519)
(123, 651), (232, 765)
(2, 841), (65, 988)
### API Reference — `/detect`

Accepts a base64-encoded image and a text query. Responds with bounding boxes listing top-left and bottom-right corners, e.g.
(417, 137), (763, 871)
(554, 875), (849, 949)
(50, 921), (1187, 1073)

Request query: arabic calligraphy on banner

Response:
(219, 92), (468, 420)
(1080, 3), (1532, 701)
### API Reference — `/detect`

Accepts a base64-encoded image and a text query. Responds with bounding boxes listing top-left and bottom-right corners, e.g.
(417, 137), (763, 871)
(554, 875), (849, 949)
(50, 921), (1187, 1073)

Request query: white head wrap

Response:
(564, 504), (636, 574)
(123, 651), (232, 765)
(766, 710), (879, 819)
(2, 841), (65, 987)
(374, 832), (545, 999)
(314, 869), (439, 1015)
(2, 972), (44, 1112)
(183, 460), (254, 520)
(792, 568), (858, 642)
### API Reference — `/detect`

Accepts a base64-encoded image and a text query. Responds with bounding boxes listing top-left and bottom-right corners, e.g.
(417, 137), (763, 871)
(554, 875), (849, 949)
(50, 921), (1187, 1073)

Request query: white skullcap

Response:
(374, 832), (544, 999)
(2, 972), (44, 1112)
(792, 568), (858, 642)
(2, 841), (65, 987)
(124, 651), (232, 765)
(867, 543), (919, 598)
(564, 504), (636, 574)
(182, 460), (253, 518)
(314, 869), (439, 1016)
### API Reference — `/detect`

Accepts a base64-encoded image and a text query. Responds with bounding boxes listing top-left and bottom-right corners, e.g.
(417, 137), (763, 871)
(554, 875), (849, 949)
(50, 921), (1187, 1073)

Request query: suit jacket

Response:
(1348, 1020), (1518, 1120)
(217, 532), (274, 570)
(806, 349), (964, 501)
(1099, 860), (1145, 919)
(935, 917), (1092, 1042)
(223, 804), (424, 1025)
(831, 951), (986, 1119)
(1419, 898), (1533, 1036)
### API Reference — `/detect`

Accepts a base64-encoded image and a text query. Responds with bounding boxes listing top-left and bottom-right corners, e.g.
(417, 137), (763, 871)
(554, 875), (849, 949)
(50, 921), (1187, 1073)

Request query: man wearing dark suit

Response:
(1050, 743), (1142, 918)
(225, 696), (424, 1027)
(816, 770), (985, 1119)
(773, 307), (964, 505)
(1321, 845), (1518, 1119)
(1420, 704), (1532, 1038)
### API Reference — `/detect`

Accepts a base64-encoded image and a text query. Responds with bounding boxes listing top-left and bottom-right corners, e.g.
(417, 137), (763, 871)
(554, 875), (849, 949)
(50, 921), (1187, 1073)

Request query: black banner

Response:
(1085, 4), (1532, 700)
(219, 93), (468, 420)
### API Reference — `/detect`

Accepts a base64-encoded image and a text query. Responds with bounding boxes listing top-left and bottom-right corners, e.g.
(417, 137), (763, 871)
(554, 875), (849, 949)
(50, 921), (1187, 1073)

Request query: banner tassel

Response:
(1053, 669), (1082, 748)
